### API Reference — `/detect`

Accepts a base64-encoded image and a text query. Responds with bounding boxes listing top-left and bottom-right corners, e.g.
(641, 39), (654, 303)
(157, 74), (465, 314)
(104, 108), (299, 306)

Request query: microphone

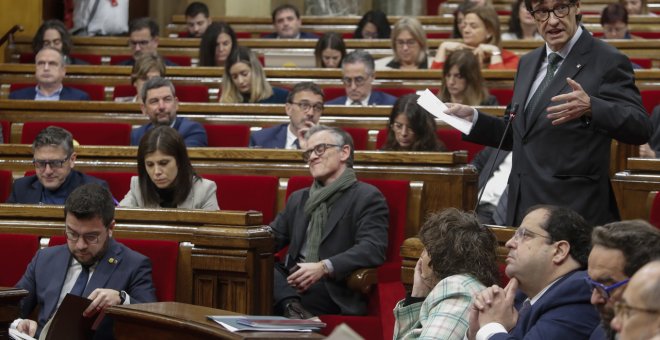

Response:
(474, 103), (519, 211)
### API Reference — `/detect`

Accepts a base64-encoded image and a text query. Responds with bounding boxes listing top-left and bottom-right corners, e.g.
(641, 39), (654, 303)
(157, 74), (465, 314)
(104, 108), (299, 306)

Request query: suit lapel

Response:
(276, 124), (289, 148)
(514, 48), (544, 135)
(83, 238), (122, 296)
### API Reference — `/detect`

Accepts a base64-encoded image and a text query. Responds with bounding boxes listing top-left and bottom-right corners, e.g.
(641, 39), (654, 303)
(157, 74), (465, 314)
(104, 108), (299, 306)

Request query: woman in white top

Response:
(120, 126), (219, 210)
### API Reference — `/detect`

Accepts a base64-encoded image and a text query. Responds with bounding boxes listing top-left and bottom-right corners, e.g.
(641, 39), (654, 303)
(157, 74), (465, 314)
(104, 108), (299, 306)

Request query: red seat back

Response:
(110, 55), (191, 66)
(203, 174), (279, 224)
(204, 124), (251, 147)
(0, 169), (13, 203)
(437, 129), (484, 163)
(21, 122), (132, 146)
(0, 233), (41, 286)
(1, 120), (9, 143)
(285, 176), (314, 201)
(630, 58), (652, 69)
(85, 171), (135, 201)
(322, 87), (345, 101)
(9, 83), (105, 101)
(18, 53), (102, 65)
(113, 84), (136, 100)
(342, 127), (369, 150)
(175, 85), (209, 102)
(649, 191), (660, 229)
(641, 90), (660, 115)
(375, 129), (389, 150)
(490, 88), (514, 106)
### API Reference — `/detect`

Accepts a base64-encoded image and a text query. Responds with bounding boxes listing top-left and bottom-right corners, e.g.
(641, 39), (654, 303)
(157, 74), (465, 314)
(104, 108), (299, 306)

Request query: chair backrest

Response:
(630, 58), (652, 69)
(21, 121), (132, 146)
(648, 191), (660, 229)
(490, 88), (514, 106)
(203, 174), (279, 224)
(436, 129), (484, 163)
(322, 87), (345, 101)
(1, 120), (9, 143)
(641, 90), (660, 115)
(0, 169), (13, 203)
(85, 171), (135, 201)
(342, 127), (369, 151)
(18, 53), (102, 65)
(174, 85), (210, 102)
(48, 235), (179, 302)
(9, 83), (105, 101)
(109, 55), (191, 66)
(0, 233), (40, 287)
(375, 129), (388, 150)
(285, 176), (314, 201)
(204, 124), (251, 147)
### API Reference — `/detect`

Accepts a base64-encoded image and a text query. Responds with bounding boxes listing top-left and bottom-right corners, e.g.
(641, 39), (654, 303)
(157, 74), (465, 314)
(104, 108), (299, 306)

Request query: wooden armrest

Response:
(400, 237), (423, 288)
(347, 268), (378, 295)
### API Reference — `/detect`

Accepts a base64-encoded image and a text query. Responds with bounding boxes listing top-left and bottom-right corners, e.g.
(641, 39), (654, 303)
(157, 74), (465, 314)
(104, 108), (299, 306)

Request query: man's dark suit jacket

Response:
(465, 29), (651, 226)
(6, 170), (108, 204)
(9, 86), (91, 101)
(130, 117), (208, 147)
(249, 123), (289, 149)
(16, 238), (157, 339)
(271, 181), (389, 315)
(262, 31), (319, 39)
(326, 90), (397, 106)
(117, 57), (178, 66)
(490, 270), (600, 339)
(648, 105), (660, 156)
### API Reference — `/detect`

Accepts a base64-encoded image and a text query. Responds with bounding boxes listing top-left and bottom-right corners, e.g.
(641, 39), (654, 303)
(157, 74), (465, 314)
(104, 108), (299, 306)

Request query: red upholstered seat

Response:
(9, 83), (105, 101)
(0, 234), (40, 287)
(648, 191), (660, 229)
(375, 129), (389, 150)
(0, 169), (14, 203)
(113, 84), (136, 100)
(204, 124), (251, 147)
(322, 87), (345, 101)
(21, 121), (132, 146)
(490, 88), (514, 106)
(635, 32), (660, 39)
(1, 120), (9, 143)
(110, 55), (191, 66)
(85, 171), (135, 202)
(342, 127), (369, 150)
(203, 174), (279, 224)
(630, 58), (652, 69)
(641, 90), (660, 115)
(426, 32), (451, 38)
(49, 236), (179, 301)
(437, 129), (484, 163)
(114, 84), (209, 102)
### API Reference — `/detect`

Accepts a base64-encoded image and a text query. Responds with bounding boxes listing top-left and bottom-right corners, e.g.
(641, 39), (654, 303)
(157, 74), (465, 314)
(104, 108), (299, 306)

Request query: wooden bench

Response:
(612, 157), (660, 221)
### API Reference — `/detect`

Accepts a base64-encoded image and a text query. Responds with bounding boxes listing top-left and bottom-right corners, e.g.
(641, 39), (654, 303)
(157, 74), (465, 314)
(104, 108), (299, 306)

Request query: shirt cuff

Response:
(10, 318), (21, 330)
(467, 108), (479, 134)
(124, 293), (131, 305)
(476, 322), (508, 340)
(322, 259), (334, 276)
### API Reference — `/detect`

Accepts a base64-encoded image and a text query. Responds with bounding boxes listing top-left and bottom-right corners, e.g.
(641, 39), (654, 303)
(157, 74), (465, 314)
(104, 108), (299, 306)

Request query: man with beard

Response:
(587, 220), (660, 339)
(130, 77), (207, 147)
(250, 82), (324, 149)
(12, 184), (156, 339)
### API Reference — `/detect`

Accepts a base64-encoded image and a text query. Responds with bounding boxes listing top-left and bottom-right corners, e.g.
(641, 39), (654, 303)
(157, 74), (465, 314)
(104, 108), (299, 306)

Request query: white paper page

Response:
(416, 89), (473, 135)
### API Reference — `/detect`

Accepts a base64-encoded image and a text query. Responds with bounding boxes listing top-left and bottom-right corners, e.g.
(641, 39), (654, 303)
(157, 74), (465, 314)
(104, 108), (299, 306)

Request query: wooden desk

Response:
(0, 287), (28, 340)
(107, 302), (324, 340)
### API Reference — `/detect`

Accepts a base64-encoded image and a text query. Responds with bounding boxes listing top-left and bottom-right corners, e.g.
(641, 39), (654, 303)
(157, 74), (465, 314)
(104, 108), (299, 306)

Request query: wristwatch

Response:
(119, 290), (127, 304)
(491, 50), (502, 56)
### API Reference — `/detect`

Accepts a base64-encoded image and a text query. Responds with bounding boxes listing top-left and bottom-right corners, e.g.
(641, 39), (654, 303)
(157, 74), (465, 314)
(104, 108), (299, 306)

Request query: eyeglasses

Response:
(391, 122), (415, 134)
(128, 39), (153, 48)
(302, 143), (341, 162)
(395, 39), (418, 47)
(33, 156), (71, 169)
(585, 277), (630, 300)
(511, 227), (552, 242)
(614, 300), (660, 319)
(65, 228), (102, 244)
(529, 3), (574, 22)
(342, 76), (369, 87)
(290, 101), (324, 113)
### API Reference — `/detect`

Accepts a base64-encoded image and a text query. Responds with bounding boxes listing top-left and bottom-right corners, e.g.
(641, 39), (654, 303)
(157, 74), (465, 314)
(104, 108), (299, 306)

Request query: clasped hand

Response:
(287, 262), (326, 293)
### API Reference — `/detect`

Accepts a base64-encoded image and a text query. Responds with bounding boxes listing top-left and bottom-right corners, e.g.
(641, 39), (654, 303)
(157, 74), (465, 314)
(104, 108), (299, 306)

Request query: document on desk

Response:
(416, 89), (472, 135)
(208, 315), (325, 332)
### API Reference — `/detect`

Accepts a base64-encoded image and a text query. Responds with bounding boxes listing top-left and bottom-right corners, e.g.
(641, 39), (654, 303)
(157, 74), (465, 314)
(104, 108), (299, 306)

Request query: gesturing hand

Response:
(546, 78), (591, 125)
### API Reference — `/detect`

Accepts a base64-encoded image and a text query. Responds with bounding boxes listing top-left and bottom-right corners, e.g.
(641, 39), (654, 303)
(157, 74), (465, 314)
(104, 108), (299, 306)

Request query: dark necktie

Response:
(351, 100), (362, 106)
(518, 299), (532, 323)
(70, 265), (90, 296)
(525, 52), (563, 116)
(292, 139), (300, 149)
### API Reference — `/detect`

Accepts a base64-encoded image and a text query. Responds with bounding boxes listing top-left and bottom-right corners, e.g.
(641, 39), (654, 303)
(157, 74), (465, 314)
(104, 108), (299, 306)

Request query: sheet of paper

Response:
(416, 89), (473, 135)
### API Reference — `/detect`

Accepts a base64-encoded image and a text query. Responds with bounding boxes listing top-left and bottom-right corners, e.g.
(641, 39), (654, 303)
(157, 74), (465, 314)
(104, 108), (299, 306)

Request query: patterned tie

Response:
(69, 265), (90, 296)
(525, 52), (563, 116)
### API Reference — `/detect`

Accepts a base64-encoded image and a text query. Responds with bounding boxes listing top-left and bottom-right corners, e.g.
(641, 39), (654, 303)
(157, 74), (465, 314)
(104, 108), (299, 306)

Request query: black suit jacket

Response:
(9, 86), (90, 101)
(466, 29), (651, 226)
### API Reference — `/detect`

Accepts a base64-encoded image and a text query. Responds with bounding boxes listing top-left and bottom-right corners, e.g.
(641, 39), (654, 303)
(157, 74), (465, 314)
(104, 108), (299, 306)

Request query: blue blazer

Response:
(490, 270), (600, 340)
(6, 170), (108, 204)
(16, 238), (157, 338)
(257, 87), (289, 104)
(131, 117), (208, 147)
(249, 123), (289, 149)
(326, 90), (397, 106)
(9, 86), (91, 101)
(262, 31), (318, 39)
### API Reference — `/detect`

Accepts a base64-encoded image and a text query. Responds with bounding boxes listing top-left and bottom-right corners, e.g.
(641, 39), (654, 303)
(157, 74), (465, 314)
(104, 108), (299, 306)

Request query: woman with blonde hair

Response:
(219, 46), (289, 104)
(439, 49), (498, 106)
(375, 17), (430, 70)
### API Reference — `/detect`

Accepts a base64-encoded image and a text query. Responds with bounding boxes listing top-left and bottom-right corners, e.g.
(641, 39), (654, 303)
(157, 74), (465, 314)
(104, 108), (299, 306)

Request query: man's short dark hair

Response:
(271, 4), (300, 22)
(528, 205), (593, 268)
(64, 183), (115, 227)
(342, 50), (375, 75)
(141, 76), (176, 103)
(592, 220), (660, 277)
(129, 17), (159, 37)
(286, 81), (324, 103)
(305, 125), (354, 167)
(32, 126), (74, 156)
(601, 3), (629, 25)
(185, 1), (210, 18)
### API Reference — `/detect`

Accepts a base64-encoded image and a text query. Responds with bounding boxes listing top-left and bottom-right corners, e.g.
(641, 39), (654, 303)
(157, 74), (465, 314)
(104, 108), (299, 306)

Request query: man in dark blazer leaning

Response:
(326, 50), (397, 106)
(446, 0), (651, 226)
(270, 125), (388, 318)
(9, 47), (90, 101)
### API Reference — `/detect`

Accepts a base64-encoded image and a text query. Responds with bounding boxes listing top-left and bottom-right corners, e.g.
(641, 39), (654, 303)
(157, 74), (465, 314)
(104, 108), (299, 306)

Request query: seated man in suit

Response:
(250, 81), (324, 149)
(263, 4), (318, 39)
(12, 183), (157, 339)
(184, 2), (212, 38)
(468, 205), (600, 339)
(119, 17), (178, 66)
(326, 50), (397, 106)
(639, 105), (660, 158)
(611, 260), (660, 340)
(9, 47), (90, 101)
(131, 77), (208, 147)
(271, 125), (389, 318)
(7, 126), (108, 204)
(587, 220), (660, 340)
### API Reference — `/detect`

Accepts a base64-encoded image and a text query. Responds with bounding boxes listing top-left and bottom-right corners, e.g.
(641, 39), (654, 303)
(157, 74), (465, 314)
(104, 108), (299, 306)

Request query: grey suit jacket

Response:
(119, 176), (219, 210)
(270, 181), (389, 315)
(466, 29), (651, 226)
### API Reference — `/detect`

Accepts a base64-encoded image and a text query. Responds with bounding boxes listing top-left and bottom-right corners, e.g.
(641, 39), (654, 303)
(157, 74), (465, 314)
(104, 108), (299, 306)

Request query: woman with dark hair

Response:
(393, 208), (500, 339)
(32, 19), (87, 65)
(354, 9), (391, 39)
(439, 50), (498, 106)
(451, 0), (476, 39)
(120, 126), (219, 210)
(219, 46), (288, 103)
(502, 0), (542, 40)
(314, 32), (346, 68)
(198, 21), (238, 67)
(383, 94), (446, 152)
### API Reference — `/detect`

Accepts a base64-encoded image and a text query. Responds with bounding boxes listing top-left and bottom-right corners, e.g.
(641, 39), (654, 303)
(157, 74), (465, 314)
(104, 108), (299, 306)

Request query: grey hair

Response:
(140, 76), (176, 103)
(305, 125), (355, 168)
(342, 50), (375, 75)
(32, 126), (74, 156)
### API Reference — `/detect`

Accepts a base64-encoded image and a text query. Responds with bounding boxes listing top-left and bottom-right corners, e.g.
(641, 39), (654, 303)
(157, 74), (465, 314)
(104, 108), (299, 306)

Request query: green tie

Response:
(525, 52), (563, 116)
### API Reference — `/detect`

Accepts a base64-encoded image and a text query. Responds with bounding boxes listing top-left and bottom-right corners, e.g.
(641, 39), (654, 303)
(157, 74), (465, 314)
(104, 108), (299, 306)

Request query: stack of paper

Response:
(208, 315), (326, 333)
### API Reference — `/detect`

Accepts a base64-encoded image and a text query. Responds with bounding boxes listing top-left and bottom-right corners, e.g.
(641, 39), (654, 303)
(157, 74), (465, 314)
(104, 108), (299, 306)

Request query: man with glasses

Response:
(467, 205), (599, 339)
(6, 126), (108, 204)
(118, 18), (178, 66)
(611, 260), (660, 339)
(587, 220), (660, 340)
(12, 184), (156, 338)
(250, 82), (324, 149)
(271, 125), (388, 319)
(327, 50), (396, 106)
(445, 0), (651, 227)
